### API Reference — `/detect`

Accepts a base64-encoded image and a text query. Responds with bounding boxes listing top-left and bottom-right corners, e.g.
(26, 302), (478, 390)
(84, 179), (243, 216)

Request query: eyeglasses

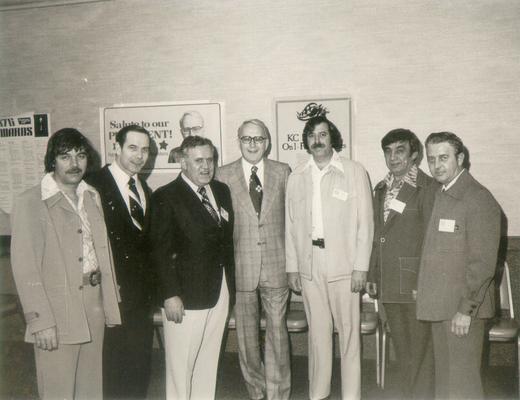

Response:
(181, 126), (203, 135)
(239, 136), (267, 144)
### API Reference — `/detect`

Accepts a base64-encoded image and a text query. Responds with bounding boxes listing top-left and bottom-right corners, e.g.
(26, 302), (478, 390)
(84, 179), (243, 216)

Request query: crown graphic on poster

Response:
(296, 102), (329, 121)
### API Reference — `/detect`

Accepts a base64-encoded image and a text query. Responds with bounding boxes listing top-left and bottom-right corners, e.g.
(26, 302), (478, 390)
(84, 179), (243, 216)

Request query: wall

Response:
(1, 0), (519, 234)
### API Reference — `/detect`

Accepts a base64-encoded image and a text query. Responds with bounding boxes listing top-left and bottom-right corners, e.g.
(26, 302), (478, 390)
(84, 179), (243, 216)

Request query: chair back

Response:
(498, 262), (514, 319)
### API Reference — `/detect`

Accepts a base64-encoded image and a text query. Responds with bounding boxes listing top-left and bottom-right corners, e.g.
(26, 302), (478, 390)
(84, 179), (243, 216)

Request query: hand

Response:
(287, 272), (302, 293)
(351, 270), (367, 293)
(164, 296), (185, 323)
(451, 312), (471, 337)
(365, 282), (377, 297)
(33, 326), (58, 351)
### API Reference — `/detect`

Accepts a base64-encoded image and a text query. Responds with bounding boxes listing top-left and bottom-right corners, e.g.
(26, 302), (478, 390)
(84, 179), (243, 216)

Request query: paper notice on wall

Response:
(0, 112), (50, 214)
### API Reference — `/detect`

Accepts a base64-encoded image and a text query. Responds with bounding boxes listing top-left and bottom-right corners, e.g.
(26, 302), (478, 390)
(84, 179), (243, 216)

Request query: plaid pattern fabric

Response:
(216, 159), (292, 399)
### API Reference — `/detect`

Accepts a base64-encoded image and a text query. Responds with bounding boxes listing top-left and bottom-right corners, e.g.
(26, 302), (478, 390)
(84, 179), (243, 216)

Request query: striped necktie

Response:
(128, 177), (144, 230)
(198, 186), (220, 225)
(249, 165), (262, 217)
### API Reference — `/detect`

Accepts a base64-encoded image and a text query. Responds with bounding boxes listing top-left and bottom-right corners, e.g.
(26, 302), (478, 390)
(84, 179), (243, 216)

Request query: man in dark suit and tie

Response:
(216, 119), (291, 400)
(150, 135), (235, 400)
(86, 124), (154, 399)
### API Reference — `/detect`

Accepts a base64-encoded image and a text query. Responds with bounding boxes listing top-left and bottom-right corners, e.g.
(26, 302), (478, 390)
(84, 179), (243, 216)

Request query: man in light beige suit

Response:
(216, 119), (291, 400)
(286, 116), (373, 400)
(10, 128), (121, 400)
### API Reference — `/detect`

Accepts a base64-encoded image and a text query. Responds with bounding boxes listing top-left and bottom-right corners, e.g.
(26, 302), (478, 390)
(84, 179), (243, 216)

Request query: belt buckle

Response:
(89, 270), (101, 287)
(313, 238), (325, 249)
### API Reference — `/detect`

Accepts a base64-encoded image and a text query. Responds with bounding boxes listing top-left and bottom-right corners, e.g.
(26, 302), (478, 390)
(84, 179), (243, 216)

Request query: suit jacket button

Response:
(77, 228), (82, 234)
(78, 285), (83, 290)
(380, 237), (385, 243)
(78, 257), (83, 262)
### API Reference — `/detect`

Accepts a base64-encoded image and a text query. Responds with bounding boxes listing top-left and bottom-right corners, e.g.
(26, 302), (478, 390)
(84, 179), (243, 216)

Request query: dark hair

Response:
(237, 118), (272, 155)
(302, 116), (343, 153)
(44, 128), (95, 172)
(425, 131), (464, 155)
(115, 124), (150, 147)
(381, 128), (423, 165)
(180, 135), (214, 155)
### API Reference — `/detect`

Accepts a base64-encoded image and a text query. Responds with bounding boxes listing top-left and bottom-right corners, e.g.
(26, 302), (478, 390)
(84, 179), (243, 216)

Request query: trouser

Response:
(35, 284), (105, 400)
(384, 303), (434, 399)
(235, 283), (290, 400)
(431, 318), (485, 399)
(301, 247), (361, 400)
(162, 273), (229, 400)
(103, 303), (154, 399)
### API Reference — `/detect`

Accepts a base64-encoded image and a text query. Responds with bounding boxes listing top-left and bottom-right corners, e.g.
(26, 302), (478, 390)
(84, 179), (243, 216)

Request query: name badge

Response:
(220, 207), (229, 222)
(439, 218), (456, 233)
(332, 188), (348, 201)
(389, 198), (406, 214)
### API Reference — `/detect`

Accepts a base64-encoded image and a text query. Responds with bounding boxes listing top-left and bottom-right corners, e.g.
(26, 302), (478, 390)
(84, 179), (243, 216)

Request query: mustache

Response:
(67, 168), (83, 174)
(311, 143), (325, 149)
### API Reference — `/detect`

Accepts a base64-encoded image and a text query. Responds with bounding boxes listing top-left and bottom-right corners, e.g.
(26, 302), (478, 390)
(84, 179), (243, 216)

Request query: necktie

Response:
(249, 165), (262, 217)
(128, 177), (144, 230)
(198, 186), (220, 225)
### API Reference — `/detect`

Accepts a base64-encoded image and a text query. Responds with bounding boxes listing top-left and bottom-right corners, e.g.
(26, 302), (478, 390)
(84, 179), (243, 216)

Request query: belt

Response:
(82, 270), (102, 287)
(312, 238), (325, 249)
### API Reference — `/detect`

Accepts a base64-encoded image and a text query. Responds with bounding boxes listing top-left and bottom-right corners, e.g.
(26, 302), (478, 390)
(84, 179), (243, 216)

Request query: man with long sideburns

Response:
(216, 119), (291, 400)
(10, 128), (121, 399)
(87, 124), (154, 399)
(286, 115), (373, 400)
(368, 128), (434, 398)
(150, 136), (235, 400)
(417, 131), (501, 399)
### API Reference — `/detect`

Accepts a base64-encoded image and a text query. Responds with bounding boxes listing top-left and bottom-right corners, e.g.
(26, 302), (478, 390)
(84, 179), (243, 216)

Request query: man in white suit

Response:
(286, 115), (373, 400)
(216, 119), (291, 400)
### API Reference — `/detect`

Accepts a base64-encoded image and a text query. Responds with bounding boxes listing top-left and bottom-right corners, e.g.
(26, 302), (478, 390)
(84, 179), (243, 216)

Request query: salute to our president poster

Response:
(100, 101), (224, 172)
(0, 112), (50, 215)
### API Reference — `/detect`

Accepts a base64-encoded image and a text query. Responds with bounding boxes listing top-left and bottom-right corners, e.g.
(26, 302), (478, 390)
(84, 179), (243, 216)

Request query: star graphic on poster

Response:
(159, 140), (168, 150)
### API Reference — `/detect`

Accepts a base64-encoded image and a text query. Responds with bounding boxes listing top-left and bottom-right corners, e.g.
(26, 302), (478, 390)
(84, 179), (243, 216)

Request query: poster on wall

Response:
(0, 112), (51, 215)
(100, 101), (224, 172)
(275, 97), (352, 169)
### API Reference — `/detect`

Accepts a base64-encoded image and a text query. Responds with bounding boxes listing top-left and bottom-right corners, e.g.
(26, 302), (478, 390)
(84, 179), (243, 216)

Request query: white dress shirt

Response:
(305, 151), (345, 240)
(109, 162), (147, 213)
(181, 173), (220, 219)
(241, 158), (264, 187)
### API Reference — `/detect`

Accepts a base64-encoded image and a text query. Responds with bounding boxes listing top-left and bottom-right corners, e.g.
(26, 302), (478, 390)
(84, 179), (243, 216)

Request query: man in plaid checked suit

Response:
(216, 119), (291, 400)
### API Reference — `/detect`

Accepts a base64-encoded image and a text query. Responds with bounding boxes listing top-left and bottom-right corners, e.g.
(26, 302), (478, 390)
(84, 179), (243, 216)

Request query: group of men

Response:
(10, 113), (501, 400)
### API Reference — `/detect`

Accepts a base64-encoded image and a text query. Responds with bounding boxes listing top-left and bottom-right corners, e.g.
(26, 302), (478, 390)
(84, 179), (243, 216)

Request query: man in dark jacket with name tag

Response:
(417, 131), (501, 400)
(368, 128), (435, 398)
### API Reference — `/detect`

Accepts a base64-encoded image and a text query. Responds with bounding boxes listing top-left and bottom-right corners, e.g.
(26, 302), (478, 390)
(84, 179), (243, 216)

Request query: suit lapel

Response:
(231, 160), (258, 220)
(101, 167), (140, 232)
(177, 176), (221, 227)
(382, 181), (416, 232)
(259, 160), (277, 223)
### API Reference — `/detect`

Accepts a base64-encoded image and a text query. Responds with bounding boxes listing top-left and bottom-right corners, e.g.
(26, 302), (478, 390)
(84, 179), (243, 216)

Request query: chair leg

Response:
(517, 334), (520, 399)
(381, 323), (386, 389)
(375, 326), (380, 387)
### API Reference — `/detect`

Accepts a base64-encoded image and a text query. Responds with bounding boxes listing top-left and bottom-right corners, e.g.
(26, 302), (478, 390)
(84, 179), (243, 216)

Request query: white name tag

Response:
(389, 198), (406, 214)
(438, 218), (456, 233)
(220, 208), (229, 222)
(332, 188), (348, 201)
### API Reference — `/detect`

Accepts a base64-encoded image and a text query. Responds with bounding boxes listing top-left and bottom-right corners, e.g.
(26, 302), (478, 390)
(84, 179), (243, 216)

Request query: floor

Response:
(1, 322), (517, 400)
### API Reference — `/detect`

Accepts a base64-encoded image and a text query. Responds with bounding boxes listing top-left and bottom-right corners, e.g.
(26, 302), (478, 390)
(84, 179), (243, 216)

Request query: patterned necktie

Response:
(128, 177), (144, 230)
(249, 165), (262, 217)
(198, 186), (220, 225)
